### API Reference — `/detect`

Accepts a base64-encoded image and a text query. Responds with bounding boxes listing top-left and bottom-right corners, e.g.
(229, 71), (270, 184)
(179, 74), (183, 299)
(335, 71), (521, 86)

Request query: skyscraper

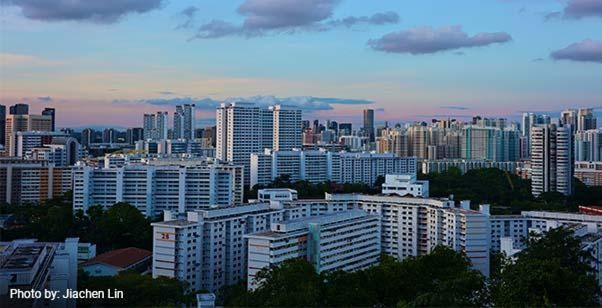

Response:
(363, 109), (375, 143)
(216, 102), (301, 185)
(0, 104), (5, 146)
(9, 103), (28, 115)
(577, 108), (597, 132)
(271, 105), (302, 151)
(143, 111), (168, 140)
(81, 128), (94, 148)
(42, 107), (56, 131)
(530, 124), (573, 197)
(173, 104), (196, 140)
(126, 127), (144, 145)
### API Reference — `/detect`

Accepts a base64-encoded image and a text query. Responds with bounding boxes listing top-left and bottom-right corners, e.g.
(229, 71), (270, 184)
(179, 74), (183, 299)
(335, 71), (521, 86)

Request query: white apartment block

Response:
(245, 209), (381, 290)
(216, 103), (301, 185)
(382, 174), (429, 197)
(152, 204), (286, 293)
(421, 159), (523, 175)
(250, 149), (417, 187)
(72, 163), (244, 217)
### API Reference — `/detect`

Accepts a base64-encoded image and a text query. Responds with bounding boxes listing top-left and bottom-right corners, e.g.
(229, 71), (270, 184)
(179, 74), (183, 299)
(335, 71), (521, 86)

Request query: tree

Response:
(78, 271), (191, 306)
(249, 259), (322, 307)
(96, 203), (153, 252)
(492, 228), (600, 307)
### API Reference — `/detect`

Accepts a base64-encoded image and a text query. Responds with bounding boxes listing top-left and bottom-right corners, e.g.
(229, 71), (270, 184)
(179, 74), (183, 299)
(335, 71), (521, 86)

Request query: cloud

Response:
(563, 0), (602, 19)
(37, 96), (52, 101)
(550, 39), (602, 63)
(116, 95), (373, 112)
(367, 25), (512, 55)
(174, 6), (198, 30)
(0, 0), (163, 23)
(326, 11), (399, 28)
(440, 105), (469, 110)
(189, 0), (398, 39)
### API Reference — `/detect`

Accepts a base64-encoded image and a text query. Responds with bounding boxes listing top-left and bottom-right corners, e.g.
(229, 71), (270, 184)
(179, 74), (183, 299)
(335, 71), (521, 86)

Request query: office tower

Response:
(530, 124), (573, 196)
(0, 104), (5, 146)
(202, 126), (216, 147)
(9, 103), (28, 115)
(363, 109), (375, 143)
(81, 128), (94, 148)
(102, 128), (117, 143)
(216, 102), (301, 185)
(73, 162), (244, 217)
(173, 104), (195, 140)
(578, 108), (597, 132)
(126, 127), (144, 145)
(302, 120), (310, 130)
(246, 210), (381, 290)
(271, 105), (302, 151)
(4, 114), (52, 156)
(42, 107), (56, 131)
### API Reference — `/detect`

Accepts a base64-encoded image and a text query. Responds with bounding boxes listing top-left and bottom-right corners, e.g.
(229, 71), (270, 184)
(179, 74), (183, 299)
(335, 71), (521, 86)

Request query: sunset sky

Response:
(1, 0), (601, 129)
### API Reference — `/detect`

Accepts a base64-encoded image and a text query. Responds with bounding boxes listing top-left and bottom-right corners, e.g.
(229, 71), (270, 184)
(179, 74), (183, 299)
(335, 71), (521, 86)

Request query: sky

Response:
(0, 0), (601, 129)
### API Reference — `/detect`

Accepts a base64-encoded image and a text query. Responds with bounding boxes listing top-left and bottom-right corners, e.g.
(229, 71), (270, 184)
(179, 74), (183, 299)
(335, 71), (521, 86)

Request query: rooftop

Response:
(82, 247), (151, 269)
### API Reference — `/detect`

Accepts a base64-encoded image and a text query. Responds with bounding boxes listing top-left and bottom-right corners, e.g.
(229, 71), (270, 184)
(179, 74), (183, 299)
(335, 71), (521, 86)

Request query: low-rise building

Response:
(81, 247), (151, 277)
(381, 174), (429, 197)
(575, 161), (602, 186)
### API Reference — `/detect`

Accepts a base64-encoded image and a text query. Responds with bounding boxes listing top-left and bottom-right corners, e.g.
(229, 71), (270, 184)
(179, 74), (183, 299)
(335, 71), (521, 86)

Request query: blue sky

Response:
(0, 0), (601, 128)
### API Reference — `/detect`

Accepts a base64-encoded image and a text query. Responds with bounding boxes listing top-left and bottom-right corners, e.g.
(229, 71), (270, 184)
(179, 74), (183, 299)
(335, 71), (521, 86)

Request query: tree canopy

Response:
(224, 246), (487, 307)
(491, 228), (600, 306)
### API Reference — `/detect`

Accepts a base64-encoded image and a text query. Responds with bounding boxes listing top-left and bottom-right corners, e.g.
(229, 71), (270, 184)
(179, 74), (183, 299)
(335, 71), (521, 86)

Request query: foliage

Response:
(420, 167), (602, 214)
(0, 194), (152, 253)
(491, 228), (600, 307)
(223, 246), (487, 307)
(245, 175), (381, 201)
(78, 271), (191, 307)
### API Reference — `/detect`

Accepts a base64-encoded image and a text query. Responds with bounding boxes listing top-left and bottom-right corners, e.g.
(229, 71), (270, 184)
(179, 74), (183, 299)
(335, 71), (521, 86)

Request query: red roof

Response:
(82, 247), (151, 269)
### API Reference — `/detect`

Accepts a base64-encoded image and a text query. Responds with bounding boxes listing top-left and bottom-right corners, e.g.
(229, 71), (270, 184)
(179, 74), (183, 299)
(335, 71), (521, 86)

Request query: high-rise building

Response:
(0, 104), (5, 146)
(246, 209), (381, 290)
(81, 128), (94, 148)
(577, 108), (597, 132)
(4, 114), (53, 156)
(575, 129), (602, 161)
(42, 107), (56, 131)
(363, 109), (375, 143)
(72, 162), (244, 217)
(143, 112), (168, 140)
(9, 103), (28, 115)
(271, 105), (302, 151)
(530, 124), (573, 196)
(0, 158), (73, 205)
(173, 104), (196, 140)
(216, 103), (301, 185)
(126, 127), (144, 145)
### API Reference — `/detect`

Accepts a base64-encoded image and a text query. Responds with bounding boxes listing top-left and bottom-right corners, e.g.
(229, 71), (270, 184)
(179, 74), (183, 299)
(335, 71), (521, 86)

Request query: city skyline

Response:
(1, 0), (601, 128)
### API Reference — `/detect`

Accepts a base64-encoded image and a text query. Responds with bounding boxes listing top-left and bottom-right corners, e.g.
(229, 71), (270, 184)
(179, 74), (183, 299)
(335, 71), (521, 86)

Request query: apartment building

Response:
(0, 158), (72, 205)
(72, 162), (244, 217)
(245, 209), (381, 290)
